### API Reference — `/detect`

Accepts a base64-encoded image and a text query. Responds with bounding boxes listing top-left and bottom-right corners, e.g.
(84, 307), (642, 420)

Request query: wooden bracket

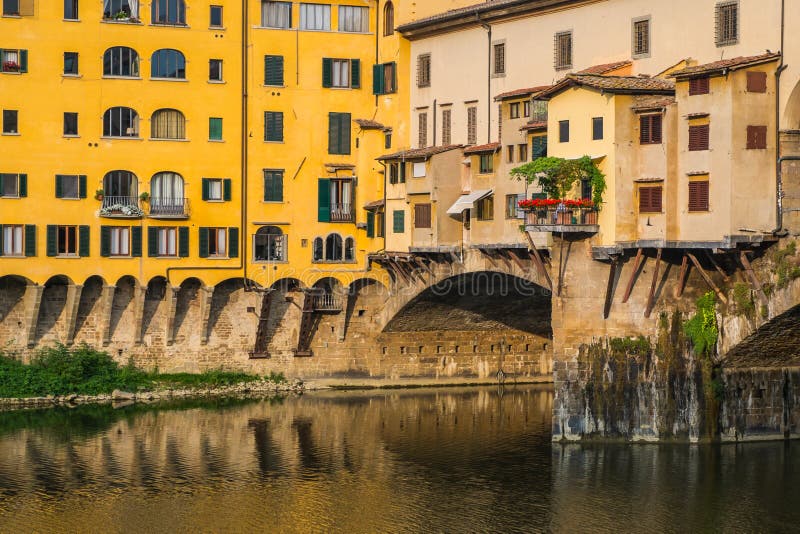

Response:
(603, 258), (619, 319)
(644, 248), (662, 318)
(523, 232), (553, 290)
(687, 252), (728, 304)
(739, 251), (768, 305)
(675, 253), (689, 298)
(622, 248), (644, 303)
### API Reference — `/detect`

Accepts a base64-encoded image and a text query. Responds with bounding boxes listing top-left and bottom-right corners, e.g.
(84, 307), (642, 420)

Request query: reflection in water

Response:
(0, 387), (797, 533)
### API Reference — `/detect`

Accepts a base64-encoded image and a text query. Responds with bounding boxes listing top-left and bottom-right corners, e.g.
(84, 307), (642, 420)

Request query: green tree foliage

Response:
(510, 155), (607, 207)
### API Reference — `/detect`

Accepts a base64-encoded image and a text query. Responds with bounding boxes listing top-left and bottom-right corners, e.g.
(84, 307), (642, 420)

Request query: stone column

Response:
(164, 286), (180, 346)
(99, 285), (116, 346)
(23, 284), (44, 348)
(133, 285), (147, 345)
(63, 284), (84, 345)
(199, 286), (215, 345)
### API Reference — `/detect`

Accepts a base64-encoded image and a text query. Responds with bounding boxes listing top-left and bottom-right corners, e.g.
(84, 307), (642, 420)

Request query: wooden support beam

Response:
(687, 253), (728, 304)
(674, 253), (690, 298)
(523, 232), (553, 290)
(414, 257), (434, 276)
(704, 250), (730, 282)
(644, 248), (663, 318)
(495, 249), (512, 271)
(480, 248), (498, 269)
(622, 248), (644, 304)
(739, 251), (769, 305)
(603, 258), (618, 319)
(557, 238), (565, 297)
(507, 249), (530, 275)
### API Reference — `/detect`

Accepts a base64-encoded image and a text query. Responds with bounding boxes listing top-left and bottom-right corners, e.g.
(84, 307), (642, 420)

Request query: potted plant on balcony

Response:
(2, 61), (20, 73)
(139, 192), (150, 202)
(94, 189), (104, 201)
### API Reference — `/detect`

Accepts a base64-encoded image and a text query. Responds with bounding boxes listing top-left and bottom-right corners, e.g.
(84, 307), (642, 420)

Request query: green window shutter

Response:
(198, 227), (209, 258)
(24, 224), (35, 256)
(223, 179), (232, 201)
(147, 227), (159, 257)
(265, 112), (283, 142)
(366, 211), (375, 238)
(209, 118), (222, 140)
(393, 211), (405, 233)
(228, 227), (239, 258)
(328, 113), (351, 155)
(0, 226), (4, 254)
(55, 175), (63, 198)
(79, 175), (87, 198)
(350, 59), (360, 88)
(79, 225), (90, 257)
(372, 64), (384, 95)
(201, 178), (210, 201)
(18, 174), (27, 197)
(322, 58), (333, 88)
(178, 227), (189, 257)
(264, 171), (283, 202)
(328, 113), (338, 154)
(318, 178), (331, 222)
(340, 113), (351, 155)
(100, 226), (111, 257)
(275, 173), (283, 201)
(0, 175), (3, 193)
(46, 225), (57, 257)
(19, 50), (28, 73)
(131, 226), (142, 257)
(265, 55), (284, 86)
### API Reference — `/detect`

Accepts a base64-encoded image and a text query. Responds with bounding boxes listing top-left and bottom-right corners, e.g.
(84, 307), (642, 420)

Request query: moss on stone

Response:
(732, 282), (755, 317)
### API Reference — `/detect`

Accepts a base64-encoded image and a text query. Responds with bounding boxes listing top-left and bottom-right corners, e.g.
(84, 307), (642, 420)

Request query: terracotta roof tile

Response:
(494, 85), (552, 101)
(537, 74), (675, 99)
(631, 95), (677, 111)
(670, 52), (781, 79)
(463, 142), (501, 155)
(576, 60), (633, 75)
(520, 120), (547, 131)
(378, 144), (463, 161)
(354, 118), (387, 130)
(397, 0), (531, 32)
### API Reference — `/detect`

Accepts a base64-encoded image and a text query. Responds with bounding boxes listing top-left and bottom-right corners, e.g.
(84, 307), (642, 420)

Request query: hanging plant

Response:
(511, 155), (607, 208)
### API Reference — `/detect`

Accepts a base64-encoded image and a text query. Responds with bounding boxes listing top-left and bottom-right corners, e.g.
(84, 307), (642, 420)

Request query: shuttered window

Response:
(476, 196), (494, 221)
(493, 43), (505, 76)
(328, 112), (351, 155)
(554, 31), (572, 70)
(442, 109), (452, 145)
(688, 77), (710, 95)
(263, 169), (284, 201)
(418, 112), (427, 148)
(372, 62), (396, 95)
(746, 125), (767, 149)
(417, 54), (431, 88)
(689, 180), (710, 212)
(392, 210), (404, 233)
(264, 55), (284, 86)
(638, 186), (663, 213)
(632, 18), (650, 56)
(688, 124), (710, 151)
(201, 178), (231, 201)
(467, 106), (477, 145)
(746, 71), (767, 93)
(532, 136), (548, 159)
(264, 111), (284, 142)
(1, 48), (28, 73)
(55, 175), (86, 199)
(0, 173), (26, 198)
(414, 203), (432, 229)
(640, 114), (663, 144)
(322, 58), (360, 89)
(366, 211), (375, 238)
(558, 120), (569, 143)
(715, 1), (738, 47)
(209, 117), (223, 140)
(592, 117), (603, 140)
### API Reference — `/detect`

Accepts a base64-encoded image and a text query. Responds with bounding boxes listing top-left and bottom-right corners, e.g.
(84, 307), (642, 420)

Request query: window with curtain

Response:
(151, 49), (185, 79)
(152, 0), (185, 25)
(150, 172), (185, 214)
(262, 1), (291, 28)
(103, 107), (139, 137)
(103, 0), (138, 19)
(151, 109), (185, 139)
(300, 3), (330, 30)
(383, 1), (394, 36)
(338, 5), (368, 33)
(103, 170), (138, 203)
(103, 47), (139, 77)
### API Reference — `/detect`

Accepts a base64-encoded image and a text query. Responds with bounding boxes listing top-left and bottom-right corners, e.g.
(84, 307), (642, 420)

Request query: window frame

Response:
(492, 41), (506, 77)
(109, 226), (131, 257)
(417, 54), (431, 88)
(264, 111), (284, 142)
(299, 3), (331, 31)
(554, 30), (573, 71)
(558, 120), (569, 143)
(383, 1), (394, 36)
(209, 59), (223, 82)
(261, 1), (292, 29)
(207, 227), (228, 258)
(338, 5), (368, 33)
(2, 109), (18, 134)
(715, 1), (739, 47)
(688, 123), (710, 151)
(688, 179), (710, 212)
(157, 226), (178, 257)
(151, 108), (186, 140)
(63, 52), (79, 75)
(209, 117), (223, 141)
(103, 0), (138, 20)
(206, 178), (224, 201)
(64, 0), (79, 20)
(102, 106), (139, 138)
(151, 49), (186, 80)
(63, 112), (78, 136)
(479, 153), (494, 174)
(209, 4), (223, 28)
(509, 102), (520, 120)
(103, 46), (139, 78)
(1, 224), (24, 257)
(151, 0), (186, 26)
(592, 117), (604, 141)
(0, 173), (21, 198)
(518, 143), (528, 162)
(414, 203), (432, 229)
(56, 225), (78, 257)
(632, 16), (651, 58)
(253, 226), (286, 262)
(476, 196), (494, 221)
(263, 169), (284, 202)
(638, 185), (663, 214)
(639, 114), (663, 145)
(58, 175), (81, 200)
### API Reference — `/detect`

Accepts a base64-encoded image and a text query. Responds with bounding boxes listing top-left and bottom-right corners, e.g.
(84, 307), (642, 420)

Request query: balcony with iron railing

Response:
(330, 202), (354, 222)
(148, 197), (189, 219)
(521, 199), (600, 233)
(100, 196), (143, 218)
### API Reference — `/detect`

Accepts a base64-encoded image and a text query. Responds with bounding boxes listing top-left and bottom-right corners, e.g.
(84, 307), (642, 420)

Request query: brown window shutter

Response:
(689, 77), (710, 96)
(639, 186), (662, 213)
(640, 114), (662, 144)
(688, 124), (710, 151)
(746, 125), (767, 149)
(688, 181), (710, 211)
(414, 203), (432, 228)
(746, 71), (767, 93)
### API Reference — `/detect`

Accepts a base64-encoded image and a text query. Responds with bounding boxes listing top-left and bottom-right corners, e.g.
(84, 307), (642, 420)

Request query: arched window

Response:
(151, 49), (186, 79)
(103, 46), (139, 77)
(103, 0), (139, 20)
(103, 170), (138, 205)
(151, 109), (186, 139)
(383, 1), (394, 36)
(313, 237), (324, 262)
(344, 237), (355, 261)
(325, 234), (343, 261)
(254, 226), (286, 262)
(103, 107), (139, 137)
(150, 172), (185, 215)
(152, 0), (186, 25)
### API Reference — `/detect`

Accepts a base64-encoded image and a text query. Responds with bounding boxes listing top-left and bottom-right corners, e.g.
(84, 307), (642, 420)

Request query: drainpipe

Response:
(774, 0), (789, 236)
(433, 99), (437, 146)
(478, 16), (492, 144)
(375, 0), (380, 106)
(379, 160), (388, 252)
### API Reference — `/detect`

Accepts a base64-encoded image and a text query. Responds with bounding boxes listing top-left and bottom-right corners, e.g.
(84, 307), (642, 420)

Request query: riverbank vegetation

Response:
(0, 344), (283, 398)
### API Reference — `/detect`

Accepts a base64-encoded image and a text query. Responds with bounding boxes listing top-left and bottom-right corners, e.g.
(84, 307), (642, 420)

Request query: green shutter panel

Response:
(263, 173), (272, 201)
(46, 225), (57, 257)
(322, 58), (333, 88)
(79, 225), (90, 257)
(0, 226), (4, 254)
(366, 211), (375, 238)
(55, 175), (63, 198)
(18, 174), (27, 197)
(350, 59), (360, 88)
(393, 211), (405, 233)
(24, 225), (35, 256)
(372, 64), (384, 95)
(19, 50), (28, 73)
(275, 173), (283, 201)
(340, 113), (351, 155)
(131, 226), (142, 257)
(79, 175), (87, 198)
(201, 178), (210, 201)
(265, 55), (284, 86)
(228, 227), (239, 258)
(147, 227), (159, 257)
(275, 112), (283, 141)
(209, 118), (222, 140)
(328, 113), (338, 154)
(178, 227), (189, 257)
(223, 179), (232, 201)
(198, 227), (209, 258)
(100, 226), (111, 257)
(318, 178), (331, 222)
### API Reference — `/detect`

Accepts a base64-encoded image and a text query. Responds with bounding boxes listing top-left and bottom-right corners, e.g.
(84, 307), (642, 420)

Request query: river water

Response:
(0, 386), (797, 533)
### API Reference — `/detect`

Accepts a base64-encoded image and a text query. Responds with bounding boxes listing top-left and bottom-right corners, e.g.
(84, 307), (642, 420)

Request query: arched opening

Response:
(150, 171), (185, 215)
(141, 276), (168, 340)
(34, 275), (74, 346)
(152, 0), (186, 25)
(73, 275), (107, 345)
(174, 278), (203, 344)
(150, 49), (186, 79)
(102, 170), (138, 210)
(103, 106), (139, 137)
(312, 237), (324, 262)
(383, 1), (394, 36)
(344, 236), (355, 262)
(254, 226), (286, 262)
(150, 109), (186, 139)
(109, 275), (137, 343)
(325, 234), (343, 261)
(102, 46), (139, 77)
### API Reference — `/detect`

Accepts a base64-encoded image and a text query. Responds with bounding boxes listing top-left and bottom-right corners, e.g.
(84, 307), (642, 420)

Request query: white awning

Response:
(446, 189), (493, 215)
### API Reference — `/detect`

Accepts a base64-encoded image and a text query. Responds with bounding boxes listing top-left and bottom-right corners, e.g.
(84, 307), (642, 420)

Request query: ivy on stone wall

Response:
(684, 291), (718, 358)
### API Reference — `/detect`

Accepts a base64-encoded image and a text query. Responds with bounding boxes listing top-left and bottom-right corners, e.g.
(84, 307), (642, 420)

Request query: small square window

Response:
(523, 101), (531, 118)
(63, 52), (78, 75)
(0, 174), (20, 197)
(210, 5), (223, 27)
(384, 131), (392, 149)
(509, 102), (520, 119)
(157, 227), (177, 257)
(479, 154), (493, 174)
(110, 227), (131, 256)
(559, 120), (569, 143)
(209, 59), (223, 81)
(632, 18), (650, 57)
(554, 31), (572, 70)
(2, 110), (18, 134)
(1, 225), (24, 256)
(64, 0), (79, 20)
(63, 112), (78, 136)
